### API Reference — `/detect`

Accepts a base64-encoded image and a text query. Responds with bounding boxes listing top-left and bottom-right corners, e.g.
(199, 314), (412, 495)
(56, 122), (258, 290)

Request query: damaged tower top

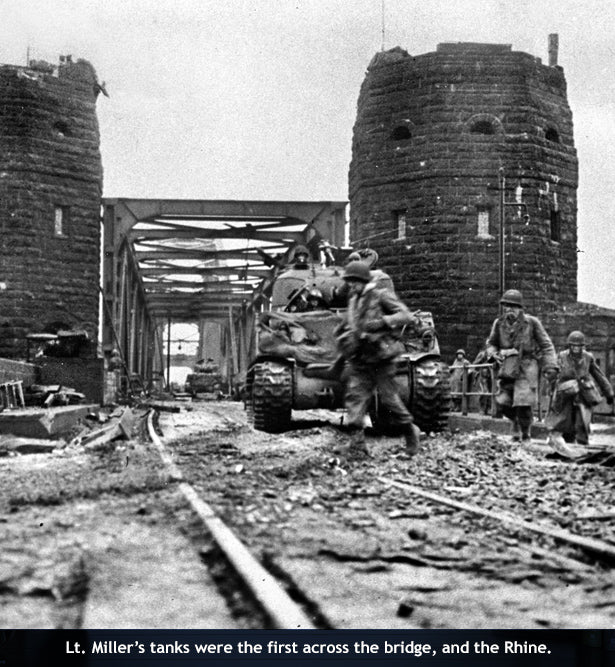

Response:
(0, 55), (104, 359)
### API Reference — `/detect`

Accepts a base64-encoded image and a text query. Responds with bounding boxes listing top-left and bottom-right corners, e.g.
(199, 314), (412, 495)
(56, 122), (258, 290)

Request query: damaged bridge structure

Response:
(0, 52), (347, 412)
(101, 198), (347, 398)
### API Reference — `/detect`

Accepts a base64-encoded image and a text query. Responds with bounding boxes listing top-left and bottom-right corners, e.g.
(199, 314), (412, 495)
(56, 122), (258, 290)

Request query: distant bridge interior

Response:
(101, 199), (347, 391)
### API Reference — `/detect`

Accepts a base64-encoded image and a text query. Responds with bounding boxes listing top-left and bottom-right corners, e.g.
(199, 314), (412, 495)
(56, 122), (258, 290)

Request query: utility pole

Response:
(498, 167), (506, 298)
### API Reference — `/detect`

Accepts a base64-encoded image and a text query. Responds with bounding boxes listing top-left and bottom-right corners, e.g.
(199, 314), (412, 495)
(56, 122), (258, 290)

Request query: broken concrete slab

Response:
(0, 404), (97, 439)
(0, 436), (60, 455)
(79, 407), (135, 450)
(81, 422), (123, 450)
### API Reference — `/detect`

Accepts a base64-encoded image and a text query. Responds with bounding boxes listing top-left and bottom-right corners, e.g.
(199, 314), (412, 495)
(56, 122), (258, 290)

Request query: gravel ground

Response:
(0, 400), (613, 629)
(159, 401), (615, 628)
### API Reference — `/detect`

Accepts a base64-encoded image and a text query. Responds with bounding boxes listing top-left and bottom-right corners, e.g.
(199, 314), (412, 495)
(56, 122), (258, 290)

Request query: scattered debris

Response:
(25, 384), (86, 408)
(0, 436), (60, 455)
(77, 407), (135, 450)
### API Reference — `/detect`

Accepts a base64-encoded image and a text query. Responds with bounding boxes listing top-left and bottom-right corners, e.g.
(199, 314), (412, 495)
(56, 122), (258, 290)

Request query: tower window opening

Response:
(477, 207), (493, 239)
(545, 127), (560, 143)
(550, 210), (561, 242)
(393, 208), (408, 240)
(54, 205), (69, 237)
(390, 125), (412, 141)
(470, 120), (495, 135)
(53, 121), (70, 137)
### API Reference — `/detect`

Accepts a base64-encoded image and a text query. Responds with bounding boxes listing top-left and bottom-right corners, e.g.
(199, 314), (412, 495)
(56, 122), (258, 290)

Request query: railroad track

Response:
(150, 402), (615, 629)
(146, 409), (317, 629)
(6, 400), (610, 628)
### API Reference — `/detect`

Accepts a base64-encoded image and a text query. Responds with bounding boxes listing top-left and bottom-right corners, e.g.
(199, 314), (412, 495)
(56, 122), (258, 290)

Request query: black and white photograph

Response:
(1, 0), (615, 639)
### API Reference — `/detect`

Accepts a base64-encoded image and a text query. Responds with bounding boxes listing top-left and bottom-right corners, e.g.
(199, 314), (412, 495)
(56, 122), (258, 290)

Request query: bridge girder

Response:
(101, 198), (347, 386)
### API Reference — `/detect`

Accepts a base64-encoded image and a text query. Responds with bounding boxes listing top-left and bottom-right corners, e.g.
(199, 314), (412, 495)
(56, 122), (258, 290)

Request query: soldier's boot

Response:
(404, 423), (421, 456)
(511, 418), (521, 442)
(349, 428), (369, 458)
(548, 432), (584, 459)
(575, 426), (589, 446)
(517, 407), (533, 442)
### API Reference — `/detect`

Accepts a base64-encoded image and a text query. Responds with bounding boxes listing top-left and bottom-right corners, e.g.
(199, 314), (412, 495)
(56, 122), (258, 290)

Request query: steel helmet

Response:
(346, 252), (361, 264)
(456, 349), (465, 356)
(307, 288), (323, 300)
(500, 289), (524, 307)
(343, 261), (371, 283)
(292, 245), (310, 260)
(567, 330), (586, 346)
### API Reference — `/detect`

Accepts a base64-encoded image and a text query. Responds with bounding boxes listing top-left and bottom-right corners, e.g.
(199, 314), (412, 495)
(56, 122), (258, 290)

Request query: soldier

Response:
(331, 252), (363, 306)
(469, 348), (494, 415)
(305, 288), (326, 311)
(335, 261), (421, 457)
(486, 289), (558, 442)
(203, 357), (218, 373)
(286, 287), (309, 312)
(290, 245), (311, 269)
(345, 251), (362, 265)
(546, 331), (614, 451)
(450, 349), (470, 410)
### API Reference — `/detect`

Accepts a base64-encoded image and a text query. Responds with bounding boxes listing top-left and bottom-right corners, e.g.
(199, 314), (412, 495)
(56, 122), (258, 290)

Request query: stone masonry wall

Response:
(0, 357), (38, 387)
(349, 42), (578, 360)
(0, 58), (103, 359)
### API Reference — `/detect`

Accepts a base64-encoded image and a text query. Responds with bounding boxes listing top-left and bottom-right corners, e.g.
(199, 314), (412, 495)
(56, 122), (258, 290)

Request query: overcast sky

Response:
(4, 0), (615, 309)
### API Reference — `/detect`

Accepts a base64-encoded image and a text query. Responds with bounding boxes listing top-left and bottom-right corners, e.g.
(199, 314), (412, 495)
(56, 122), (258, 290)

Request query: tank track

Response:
(412, 360), (452, 433)
(248, 361), (293, 433)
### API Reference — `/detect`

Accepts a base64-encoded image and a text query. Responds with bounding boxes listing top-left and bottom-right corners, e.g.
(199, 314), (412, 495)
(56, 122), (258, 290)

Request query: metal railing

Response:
(450, 363), (498, 417)
(0, 380), (25, 410)
(450, 362), (553, 420)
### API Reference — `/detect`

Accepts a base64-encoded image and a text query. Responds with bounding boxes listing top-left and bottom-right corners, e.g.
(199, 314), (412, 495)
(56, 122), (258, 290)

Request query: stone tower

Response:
(0, 56), (103, 358)
(349, 39), (578, 357)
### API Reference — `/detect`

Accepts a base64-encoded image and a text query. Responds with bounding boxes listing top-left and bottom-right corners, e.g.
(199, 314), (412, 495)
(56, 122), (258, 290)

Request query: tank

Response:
(244, 250), (451, 434)
(185, 358), (227, 399)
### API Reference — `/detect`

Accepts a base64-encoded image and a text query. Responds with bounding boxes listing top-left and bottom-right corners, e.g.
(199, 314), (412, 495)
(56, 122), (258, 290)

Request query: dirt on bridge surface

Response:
(1, 399), (614, 629)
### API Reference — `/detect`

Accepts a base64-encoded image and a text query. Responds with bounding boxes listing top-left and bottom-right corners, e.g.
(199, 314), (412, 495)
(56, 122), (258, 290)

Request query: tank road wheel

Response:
(249, 361), (293, 433)
(411, 360), (452, 433)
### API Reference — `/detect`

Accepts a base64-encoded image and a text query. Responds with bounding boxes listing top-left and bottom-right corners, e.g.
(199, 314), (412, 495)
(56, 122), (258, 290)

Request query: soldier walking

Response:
(486, 289), (559, 442)
(335, 261), (421, 457)
(546, 330), (614, 452)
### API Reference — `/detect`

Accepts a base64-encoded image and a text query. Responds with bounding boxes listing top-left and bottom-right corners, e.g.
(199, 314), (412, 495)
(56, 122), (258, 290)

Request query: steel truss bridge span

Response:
(101, 198), (347, 392)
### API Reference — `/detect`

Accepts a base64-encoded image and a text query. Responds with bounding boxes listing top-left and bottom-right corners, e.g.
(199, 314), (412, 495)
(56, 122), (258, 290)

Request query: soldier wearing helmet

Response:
(485, 288), (558, 442)
(345, 251), (362, 265)
(291, 245), (311, 269)
(306, 287), (326, 311)
(545, 330), (614, 453)
(334, 261), (421, 458)
(450, 348), (470, 410)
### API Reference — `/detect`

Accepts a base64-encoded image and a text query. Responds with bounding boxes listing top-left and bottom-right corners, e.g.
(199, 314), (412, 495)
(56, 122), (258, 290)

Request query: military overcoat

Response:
(486, 312), (558, 407)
